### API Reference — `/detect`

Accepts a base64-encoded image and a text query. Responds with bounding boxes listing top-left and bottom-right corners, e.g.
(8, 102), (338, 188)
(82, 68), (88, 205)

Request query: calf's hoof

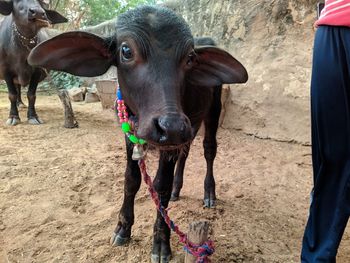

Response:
(28, 117), (44, 125)
(203, 198), (216, 208)
(64, 120), (79, 129)
(170, 193), (180, 202)
(110, 232), (130, 246)
(151, 254), (172, 263)
(6, 117), (20, 126)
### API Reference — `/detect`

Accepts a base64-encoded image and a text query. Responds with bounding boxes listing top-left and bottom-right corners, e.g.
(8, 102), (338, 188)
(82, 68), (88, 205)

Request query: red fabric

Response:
(316, 0), (350, 27)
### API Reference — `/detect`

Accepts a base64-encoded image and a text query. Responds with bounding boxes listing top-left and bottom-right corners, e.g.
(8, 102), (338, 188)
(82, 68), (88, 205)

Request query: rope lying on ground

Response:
(138, 159), (215, 263)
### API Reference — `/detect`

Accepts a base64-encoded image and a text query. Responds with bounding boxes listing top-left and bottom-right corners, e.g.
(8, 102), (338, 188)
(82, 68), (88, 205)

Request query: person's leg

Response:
(301, 26), (350, 263)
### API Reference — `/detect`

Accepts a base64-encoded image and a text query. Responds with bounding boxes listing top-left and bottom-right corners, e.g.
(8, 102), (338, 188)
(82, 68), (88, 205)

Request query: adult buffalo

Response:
(0, 0), (75, 126)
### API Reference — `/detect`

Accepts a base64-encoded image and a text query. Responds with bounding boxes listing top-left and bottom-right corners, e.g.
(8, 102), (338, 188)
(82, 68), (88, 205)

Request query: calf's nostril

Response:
(181, 123), (186, 133)
(159, 135), (168, 144)
(154, 118), (166, 135)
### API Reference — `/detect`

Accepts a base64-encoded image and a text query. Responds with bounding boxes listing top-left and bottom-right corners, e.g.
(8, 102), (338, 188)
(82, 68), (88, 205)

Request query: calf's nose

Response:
(155, 114), (192, 145)
(29, 7), (46, 19)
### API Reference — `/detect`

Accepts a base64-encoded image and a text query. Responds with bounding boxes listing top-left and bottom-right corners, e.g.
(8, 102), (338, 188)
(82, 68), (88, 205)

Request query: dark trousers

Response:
(301, 26), (350, 262)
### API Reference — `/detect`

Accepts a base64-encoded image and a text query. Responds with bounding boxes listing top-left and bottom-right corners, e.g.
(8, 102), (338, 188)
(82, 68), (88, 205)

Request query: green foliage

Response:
(40, 71), (83, 90)
(80, 0), (160, 26)
(80, 0), (122, 26)
(49, 0), (163, 30)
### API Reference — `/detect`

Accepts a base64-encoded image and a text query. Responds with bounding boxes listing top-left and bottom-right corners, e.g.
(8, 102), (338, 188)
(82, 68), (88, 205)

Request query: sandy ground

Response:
(0, 93), (349, 263)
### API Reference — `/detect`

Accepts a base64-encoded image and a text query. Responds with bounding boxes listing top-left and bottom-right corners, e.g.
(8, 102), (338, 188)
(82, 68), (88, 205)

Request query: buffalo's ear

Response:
(0, 0), (13, 15)
(186, 46), (248, 87)
(44, 9), (68, 24)
(28, 31), (114, 77)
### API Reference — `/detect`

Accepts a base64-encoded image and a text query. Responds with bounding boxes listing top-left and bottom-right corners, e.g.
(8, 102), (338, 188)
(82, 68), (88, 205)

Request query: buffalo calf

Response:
(28, 5), (248, 262)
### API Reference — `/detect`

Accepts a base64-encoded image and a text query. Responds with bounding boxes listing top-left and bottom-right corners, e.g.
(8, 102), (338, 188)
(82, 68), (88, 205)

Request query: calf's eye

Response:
(121, 44), (133, 61)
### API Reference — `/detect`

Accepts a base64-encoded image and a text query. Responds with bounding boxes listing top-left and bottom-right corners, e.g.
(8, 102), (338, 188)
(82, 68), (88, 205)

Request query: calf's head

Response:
(28, 5), (248, 148)
(0, 0), (67, 32)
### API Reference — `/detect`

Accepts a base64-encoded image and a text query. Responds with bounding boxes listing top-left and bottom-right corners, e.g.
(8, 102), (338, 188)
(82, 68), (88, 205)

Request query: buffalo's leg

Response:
(203, 87), (222, 208)
(5, 74), (20, 126)
(170, 151), (189, 201)
(16, 85), (27, 108)
(27, 70), (43, 125)
(57, 88), (78, 128)
(152, 151), (177, 263)
(111, 138), (141, 246)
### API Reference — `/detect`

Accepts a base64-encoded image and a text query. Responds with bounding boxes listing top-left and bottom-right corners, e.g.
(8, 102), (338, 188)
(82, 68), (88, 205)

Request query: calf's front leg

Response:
(111, 138), (141, 246)
(16, 85), (27, 108)
(170, 151), (188, 201)
(5, 74), (20, 126)
(152, 151), (177, 263)
(27, 70), (43, 125)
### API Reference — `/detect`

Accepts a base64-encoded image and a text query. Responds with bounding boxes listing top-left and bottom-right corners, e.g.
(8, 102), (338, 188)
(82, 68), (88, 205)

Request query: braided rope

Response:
(138, 159), (215, 263)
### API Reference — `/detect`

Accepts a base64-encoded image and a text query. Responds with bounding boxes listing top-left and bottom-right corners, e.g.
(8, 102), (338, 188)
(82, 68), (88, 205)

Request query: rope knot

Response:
(184, 240), (215, 263)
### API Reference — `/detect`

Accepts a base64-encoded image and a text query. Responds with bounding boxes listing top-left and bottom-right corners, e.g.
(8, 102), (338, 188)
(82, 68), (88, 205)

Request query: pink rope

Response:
(138, 159), (215, 263)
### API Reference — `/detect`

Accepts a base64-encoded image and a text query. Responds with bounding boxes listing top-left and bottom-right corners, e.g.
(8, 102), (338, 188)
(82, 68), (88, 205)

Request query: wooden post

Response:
(184, 221), (210, 263)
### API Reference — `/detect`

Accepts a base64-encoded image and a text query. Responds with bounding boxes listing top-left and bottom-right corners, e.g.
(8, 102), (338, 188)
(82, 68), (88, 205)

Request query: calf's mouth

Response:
(30, 18), (50, 27)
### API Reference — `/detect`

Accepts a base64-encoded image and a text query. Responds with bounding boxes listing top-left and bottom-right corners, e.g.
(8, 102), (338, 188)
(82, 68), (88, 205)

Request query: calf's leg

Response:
(111, 138), (141, 246)
(203, 87), (222, 208)
(16, 85), (27, 108)
(152, 151), (177, 263)
(5, 74), (20, 126)
(27, 70), (43, 125)
(170, 151), (188, 201)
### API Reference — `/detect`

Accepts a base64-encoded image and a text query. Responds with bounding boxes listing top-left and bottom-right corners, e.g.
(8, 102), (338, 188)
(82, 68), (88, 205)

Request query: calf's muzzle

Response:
(140, 113), (192, 147)
(28, 6), (46, 20)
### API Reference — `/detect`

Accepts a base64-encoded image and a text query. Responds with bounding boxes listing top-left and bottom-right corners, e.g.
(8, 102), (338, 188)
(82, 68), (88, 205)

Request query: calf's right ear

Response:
(28, 31), (114, 77)
(45, 9), (68, 24)
(0, 0), (13, 15)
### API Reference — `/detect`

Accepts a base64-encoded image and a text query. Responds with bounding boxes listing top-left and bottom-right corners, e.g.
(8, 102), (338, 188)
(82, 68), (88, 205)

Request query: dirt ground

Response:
(0, 93), (349, 263)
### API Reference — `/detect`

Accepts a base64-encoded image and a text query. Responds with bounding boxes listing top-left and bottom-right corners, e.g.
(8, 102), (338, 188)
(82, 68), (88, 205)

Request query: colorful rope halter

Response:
(116, 88), (146, 145)
(115, 87), (215, 263)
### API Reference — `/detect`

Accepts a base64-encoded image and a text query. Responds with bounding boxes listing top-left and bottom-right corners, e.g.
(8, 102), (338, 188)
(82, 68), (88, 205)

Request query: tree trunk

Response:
(57, 89), (79, 128)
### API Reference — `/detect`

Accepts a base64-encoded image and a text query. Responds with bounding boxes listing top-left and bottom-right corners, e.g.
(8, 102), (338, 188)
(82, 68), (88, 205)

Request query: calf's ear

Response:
(186, 46), (248, 87)
(0, 0), (13, 15)
(28, 31), (114, 77)
(45, 9), (68, 24)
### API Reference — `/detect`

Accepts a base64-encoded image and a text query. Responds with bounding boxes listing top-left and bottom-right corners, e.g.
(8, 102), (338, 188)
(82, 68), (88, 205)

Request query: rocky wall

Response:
(165, 0), (318, 144)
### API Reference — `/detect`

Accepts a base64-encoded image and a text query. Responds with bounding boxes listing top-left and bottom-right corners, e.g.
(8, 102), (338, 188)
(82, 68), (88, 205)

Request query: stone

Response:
(68, 87), (84, 102)
(95, 80), (117, 109)
(87, 84), (98, 94)
(80, 86), (88, 96)
(85, 92), (100, 103)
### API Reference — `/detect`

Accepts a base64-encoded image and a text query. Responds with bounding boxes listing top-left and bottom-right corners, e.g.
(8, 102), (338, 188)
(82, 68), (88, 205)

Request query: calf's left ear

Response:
(45, 9), (68, 24)
(186, 46), (248, 87)
(28, 31), (114, 77)
(0, 0), (13, 15)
